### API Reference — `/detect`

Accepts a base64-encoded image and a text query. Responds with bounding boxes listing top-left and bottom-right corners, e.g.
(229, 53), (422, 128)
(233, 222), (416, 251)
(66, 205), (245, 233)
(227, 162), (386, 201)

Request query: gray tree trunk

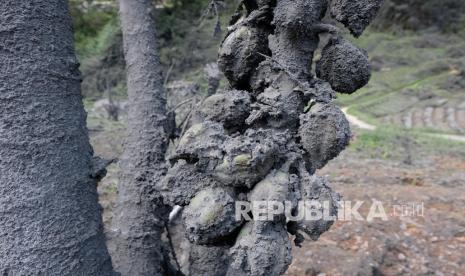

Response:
(0, 0), (115, 275)
(110, 0), (172, 275)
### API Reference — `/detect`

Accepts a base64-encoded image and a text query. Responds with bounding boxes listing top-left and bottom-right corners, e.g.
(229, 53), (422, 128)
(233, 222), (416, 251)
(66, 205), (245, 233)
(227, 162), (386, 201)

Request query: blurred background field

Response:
(72, 0), (465, 275)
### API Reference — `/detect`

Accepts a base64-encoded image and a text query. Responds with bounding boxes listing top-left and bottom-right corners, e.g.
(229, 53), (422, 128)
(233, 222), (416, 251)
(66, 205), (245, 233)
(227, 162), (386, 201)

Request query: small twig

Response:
(164, 62), (175, 87)
(168, 98), (195, 113)
(178, 110), (193, 143)
(196, 0), (225, 36)
(257, 52), (309, 89)
(310, 23), (341, 35)
(174, 105), (194, 150)
(256, 52), (328, 102)
(164, 222), (181, 271)
(227, 5), (271, 34)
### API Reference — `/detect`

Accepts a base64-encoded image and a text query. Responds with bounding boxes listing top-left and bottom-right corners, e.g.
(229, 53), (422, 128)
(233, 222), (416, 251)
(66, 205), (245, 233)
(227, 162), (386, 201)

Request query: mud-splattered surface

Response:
(90, 112), (465, 276)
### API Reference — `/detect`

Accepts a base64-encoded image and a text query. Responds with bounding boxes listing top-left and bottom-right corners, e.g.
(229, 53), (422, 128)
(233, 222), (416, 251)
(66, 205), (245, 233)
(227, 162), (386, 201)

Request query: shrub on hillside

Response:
(373, 0), (465, 32)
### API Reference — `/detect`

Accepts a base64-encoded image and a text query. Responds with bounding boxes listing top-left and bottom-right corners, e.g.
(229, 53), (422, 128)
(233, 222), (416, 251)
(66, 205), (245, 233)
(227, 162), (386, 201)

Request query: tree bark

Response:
(0, 0), (115, 275)
(110, 0), (172, 275)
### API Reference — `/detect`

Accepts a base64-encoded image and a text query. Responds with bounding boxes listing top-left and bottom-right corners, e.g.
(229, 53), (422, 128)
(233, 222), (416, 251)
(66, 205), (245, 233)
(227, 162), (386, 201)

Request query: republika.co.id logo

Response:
(235, 200), (425, 222)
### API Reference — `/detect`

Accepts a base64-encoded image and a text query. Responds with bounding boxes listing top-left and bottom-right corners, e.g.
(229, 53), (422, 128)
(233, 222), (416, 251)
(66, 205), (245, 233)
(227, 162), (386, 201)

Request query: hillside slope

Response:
(340, 31), (465, 135)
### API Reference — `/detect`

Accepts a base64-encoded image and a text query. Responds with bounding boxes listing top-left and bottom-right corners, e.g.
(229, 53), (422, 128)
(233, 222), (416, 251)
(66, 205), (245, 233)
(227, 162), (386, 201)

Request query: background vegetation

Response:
(72, 0), (465, 154)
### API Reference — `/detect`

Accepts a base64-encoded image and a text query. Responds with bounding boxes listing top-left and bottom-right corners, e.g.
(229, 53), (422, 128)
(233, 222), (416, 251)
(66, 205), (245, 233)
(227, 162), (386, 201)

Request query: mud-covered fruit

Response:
(316, 37), (371, 94)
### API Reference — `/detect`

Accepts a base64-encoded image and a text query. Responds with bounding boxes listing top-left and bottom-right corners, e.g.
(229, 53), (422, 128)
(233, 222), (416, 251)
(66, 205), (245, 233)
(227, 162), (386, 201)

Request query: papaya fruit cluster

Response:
(161, 0), (383, 274)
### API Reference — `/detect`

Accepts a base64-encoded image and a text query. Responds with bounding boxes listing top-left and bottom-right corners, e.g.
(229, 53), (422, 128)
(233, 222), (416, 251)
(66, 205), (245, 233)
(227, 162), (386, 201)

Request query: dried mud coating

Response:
(183, 187), (243, 244)
(331, 0), (385, 37)
(248, 170), (292, 205)
(160, 160), (221, 206)
(193, 90), (251, 129)
(299, 103), (351, 170)
(228, 222), (292, 276)
(295, 174), (341, 241)
(0, 1), (115, 274)
(247, 77), (306, 129)
(188, 244), (230, 276)
(218, 25), (268, 89)
(173, 121), (227, 167)
(213, 129), (290, 188)
(316, 37), (371, 94)
(164, 0), (383, 275)
(270, 0), (328, 78)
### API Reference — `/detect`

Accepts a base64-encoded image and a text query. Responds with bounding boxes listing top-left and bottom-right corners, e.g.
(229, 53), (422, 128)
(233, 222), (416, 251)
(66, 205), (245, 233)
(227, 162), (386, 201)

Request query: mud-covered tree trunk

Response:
(0, 0), (115, 275)
(110, 0), (172, 275)
(161, 0), (384, 275)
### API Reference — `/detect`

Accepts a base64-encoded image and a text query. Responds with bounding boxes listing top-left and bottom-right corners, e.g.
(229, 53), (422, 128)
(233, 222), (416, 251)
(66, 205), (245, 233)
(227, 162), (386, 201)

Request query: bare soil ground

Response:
(286, 150), (465, 276)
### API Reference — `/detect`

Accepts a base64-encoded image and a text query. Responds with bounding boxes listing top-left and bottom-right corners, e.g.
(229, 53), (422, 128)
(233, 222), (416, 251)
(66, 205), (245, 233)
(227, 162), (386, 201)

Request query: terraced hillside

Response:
(339, 32), (465, 135)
